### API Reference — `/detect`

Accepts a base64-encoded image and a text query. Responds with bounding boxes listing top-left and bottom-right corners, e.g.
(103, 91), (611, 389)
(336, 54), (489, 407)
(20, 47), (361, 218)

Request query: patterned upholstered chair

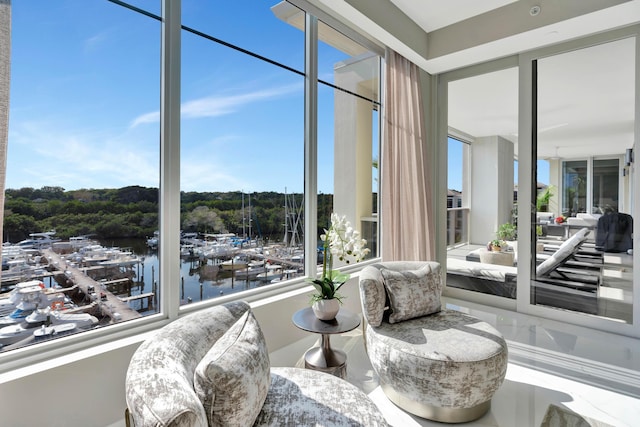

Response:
(125, 300), (388, 427)
(359, 261), (508, 423)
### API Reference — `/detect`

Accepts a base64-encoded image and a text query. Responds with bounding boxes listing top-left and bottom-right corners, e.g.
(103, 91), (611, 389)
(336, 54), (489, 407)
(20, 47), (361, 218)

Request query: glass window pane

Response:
(447, 137), (467, 246)
(593, 158), (619, 213)
(562, 160), (588, 216)
(179, 7), (304, 305)
(535, 38), (634, 323)
(446, 68), (518, 299)
(4, 1), (161, 351)
(317, 19), (380, 263)
(182, 0), (304, 72)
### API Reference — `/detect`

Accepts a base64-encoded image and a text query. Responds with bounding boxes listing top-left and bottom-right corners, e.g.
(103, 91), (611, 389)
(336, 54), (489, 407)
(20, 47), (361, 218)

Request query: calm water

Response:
(98, 238), (287, 313)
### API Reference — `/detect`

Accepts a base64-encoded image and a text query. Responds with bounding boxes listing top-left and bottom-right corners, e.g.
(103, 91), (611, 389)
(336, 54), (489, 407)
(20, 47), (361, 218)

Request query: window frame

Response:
(0, 0), (383, 373)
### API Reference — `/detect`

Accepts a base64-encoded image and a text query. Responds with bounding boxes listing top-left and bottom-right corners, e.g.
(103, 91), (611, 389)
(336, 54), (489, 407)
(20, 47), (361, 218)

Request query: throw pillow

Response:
(194, 309), (271, 426)
(381, 265), (442, 323)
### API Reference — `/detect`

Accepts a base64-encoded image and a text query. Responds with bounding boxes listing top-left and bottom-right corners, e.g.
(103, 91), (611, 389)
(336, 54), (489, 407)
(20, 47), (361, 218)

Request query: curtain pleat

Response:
(381, 49), (434, 261)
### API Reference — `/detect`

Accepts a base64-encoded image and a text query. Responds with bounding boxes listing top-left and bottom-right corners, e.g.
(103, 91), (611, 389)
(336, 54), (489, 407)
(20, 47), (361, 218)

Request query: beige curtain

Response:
(0, 0), (9, 264)
(381, 49), (434, 261)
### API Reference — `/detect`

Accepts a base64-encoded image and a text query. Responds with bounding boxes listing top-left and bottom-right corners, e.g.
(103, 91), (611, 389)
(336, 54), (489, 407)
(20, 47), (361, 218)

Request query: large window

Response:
(445, 66), (518, 298)
(593, 158), (620, 213)
(442, 30), (637, 335)
(534, 37), (634, 323)
(3, 0), (161, 352)
(317, 16), (381, 261)
(562, 160), (588, 216)
(446, 136), (468, 247)
(179, 1), (305, 304)
(1, 0), (381, 357)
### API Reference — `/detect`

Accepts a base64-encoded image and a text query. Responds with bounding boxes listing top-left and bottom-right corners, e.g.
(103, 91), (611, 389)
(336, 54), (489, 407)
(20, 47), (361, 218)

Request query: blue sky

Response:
(8, 1), (540, 196)
(7, 0), (352, 194)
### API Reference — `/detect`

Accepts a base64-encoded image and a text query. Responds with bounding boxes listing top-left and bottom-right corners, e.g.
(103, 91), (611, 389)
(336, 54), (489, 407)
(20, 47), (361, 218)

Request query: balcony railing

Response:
(447, 207), (469, 248)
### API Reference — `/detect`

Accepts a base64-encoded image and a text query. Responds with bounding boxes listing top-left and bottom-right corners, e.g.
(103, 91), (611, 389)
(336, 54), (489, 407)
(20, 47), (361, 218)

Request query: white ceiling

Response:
(389, 0), (518, 32)
(387, 0), (639, 160)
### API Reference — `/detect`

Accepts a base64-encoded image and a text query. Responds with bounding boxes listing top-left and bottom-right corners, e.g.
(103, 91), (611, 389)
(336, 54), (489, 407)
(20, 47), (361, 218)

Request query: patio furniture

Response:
(478, 248), (514, 266)
(447, 257), (518, 298)
(596, 212), (633, 253)
(125, 300), (388, 427)
(448, 227), (602, 313)
(536, 227), (601, 287)
(359, 261), (508, 423)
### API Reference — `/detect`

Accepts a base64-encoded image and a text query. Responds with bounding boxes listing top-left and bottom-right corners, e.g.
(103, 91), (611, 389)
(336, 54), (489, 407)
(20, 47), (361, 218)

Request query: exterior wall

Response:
(334, 54), (378, 234)
(469, 135), (514, 245)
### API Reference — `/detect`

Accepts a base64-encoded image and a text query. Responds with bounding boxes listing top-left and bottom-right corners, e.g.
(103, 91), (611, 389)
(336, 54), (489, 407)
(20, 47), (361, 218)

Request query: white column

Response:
(333, 54), (378, 231)
(469, 135), (514, 244)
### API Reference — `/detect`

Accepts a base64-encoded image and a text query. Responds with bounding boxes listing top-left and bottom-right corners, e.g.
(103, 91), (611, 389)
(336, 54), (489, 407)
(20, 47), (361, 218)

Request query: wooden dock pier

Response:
(42, 249), (142, 323)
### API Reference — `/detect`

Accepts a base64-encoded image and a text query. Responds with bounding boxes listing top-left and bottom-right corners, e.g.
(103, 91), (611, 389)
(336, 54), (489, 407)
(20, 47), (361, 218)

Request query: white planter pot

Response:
(312, 299), (340, 320)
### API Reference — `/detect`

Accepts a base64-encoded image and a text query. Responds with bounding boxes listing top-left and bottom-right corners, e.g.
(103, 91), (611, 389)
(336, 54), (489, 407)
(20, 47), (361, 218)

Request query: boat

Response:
(0, 282), (69, 320)
(221, 255), (250, 271)
(98, 249), (142, 268)
(234, 265), (266, 280)
(180, 244), (197, 259)
(256, 264), (283, 282)
(15, 231), (60, 249)
(146, 231), (159, 249)
(269, 269), (301, 284)
(33, 323), (78, 341)
(0, 280), (46, 316)
(0, 307), (98, 346)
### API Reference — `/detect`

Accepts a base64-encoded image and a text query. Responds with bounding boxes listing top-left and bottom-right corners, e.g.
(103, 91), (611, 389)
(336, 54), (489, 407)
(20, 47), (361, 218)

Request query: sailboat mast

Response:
(242, 191), (245, 239)
(248, 193), (252, 240)
(283, 187), (288, 246)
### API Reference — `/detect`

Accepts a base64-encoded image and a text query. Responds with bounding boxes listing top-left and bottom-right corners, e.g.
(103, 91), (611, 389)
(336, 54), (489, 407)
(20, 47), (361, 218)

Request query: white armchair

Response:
(359, 261), (508, 423)
(125, 301), (389, 427)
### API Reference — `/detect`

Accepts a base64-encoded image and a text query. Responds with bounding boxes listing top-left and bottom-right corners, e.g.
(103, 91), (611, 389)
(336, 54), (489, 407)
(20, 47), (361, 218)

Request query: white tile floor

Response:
(271, 297), (640, 427)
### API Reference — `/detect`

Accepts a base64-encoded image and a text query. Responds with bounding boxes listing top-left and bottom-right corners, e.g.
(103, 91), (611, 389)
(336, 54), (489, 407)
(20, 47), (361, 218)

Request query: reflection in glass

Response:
(535, 38), (634, 323)
(317, 19), (381, 263)
(593, 158), (619, 213)
(562, 160), (587, 216)
(445, 67), (518, 299)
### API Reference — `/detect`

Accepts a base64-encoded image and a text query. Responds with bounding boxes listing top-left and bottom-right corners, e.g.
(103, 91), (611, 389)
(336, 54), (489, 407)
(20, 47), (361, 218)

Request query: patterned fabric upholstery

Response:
(380, 263), (442, 323)
(194, 310), (270, 426)
(126, 300), (389, 427)
(366, 309), (507, 408)
(359, 261), (508, 422)
(126, 301), (251, 427)
(360, 261), (439, 327)
(255, 367), (388, 426)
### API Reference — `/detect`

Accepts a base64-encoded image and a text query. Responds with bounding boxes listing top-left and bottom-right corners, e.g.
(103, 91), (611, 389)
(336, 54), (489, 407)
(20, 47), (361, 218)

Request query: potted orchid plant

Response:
(309, 213), (369, 320)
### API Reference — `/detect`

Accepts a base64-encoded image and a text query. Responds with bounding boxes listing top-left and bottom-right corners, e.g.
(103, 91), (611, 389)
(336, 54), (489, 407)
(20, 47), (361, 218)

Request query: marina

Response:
(0, 233), (306, 350)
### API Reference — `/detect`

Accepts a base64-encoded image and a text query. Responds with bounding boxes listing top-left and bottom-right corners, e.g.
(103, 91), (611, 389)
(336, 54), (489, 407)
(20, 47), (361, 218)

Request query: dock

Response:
(42, 249), (142, 323)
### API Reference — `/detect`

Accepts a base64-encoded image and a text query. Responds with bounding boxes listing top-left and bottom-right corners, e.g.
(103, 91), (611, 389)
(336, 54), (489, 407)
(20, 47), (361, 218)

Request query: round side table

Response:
(292, 307), (360, 378)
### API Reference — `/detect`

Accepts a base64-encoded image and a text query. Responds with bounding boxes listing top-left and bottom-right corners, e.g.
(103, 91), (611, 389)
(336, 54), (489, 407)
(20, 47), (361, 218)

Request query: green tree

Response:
(183, 206), (224, 234)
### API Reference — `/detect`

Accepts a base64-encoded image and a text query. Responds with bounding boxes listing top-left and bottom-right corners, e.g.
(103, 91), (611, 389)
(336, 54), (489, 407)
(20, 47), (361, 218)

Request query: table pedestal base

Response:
(304, 334), (347, 378)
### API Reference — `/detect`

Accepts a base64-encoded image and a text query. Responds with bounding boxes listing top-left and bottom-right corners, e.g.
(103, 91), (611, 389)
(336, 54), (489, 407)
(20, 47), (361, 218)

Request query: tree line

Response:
(3, 186), (334, 243)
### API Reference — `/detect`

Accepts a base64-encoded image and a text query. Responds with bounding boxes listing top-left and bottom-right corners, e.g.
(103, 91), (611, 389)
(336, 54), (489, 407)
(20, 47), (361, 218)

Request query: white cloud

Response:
(7, 119), (159, 190)
(130, 111), (160, 128)
(129, 83), (299, 128)
(84, 31), (109, 53)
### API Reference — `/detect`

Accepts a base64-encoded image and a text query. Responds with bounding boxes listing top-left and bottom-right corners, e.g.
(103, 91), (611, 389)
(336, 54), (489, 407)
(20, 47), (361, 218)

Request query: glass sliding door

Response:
(593, 158), (620, 213)
(533, 37), (635, 323)
(444, 65), (518, 300)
